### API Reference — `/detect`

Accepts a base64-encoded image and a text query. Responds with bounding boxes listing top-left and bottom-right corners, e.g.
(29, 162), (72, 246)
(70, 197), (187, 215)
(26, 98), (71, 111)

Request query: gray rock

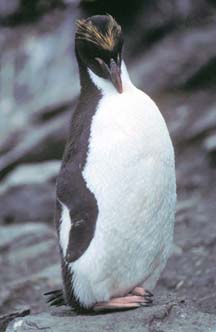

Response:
(130, 21), (216, 93)
(6, 301), (216, 332)
(0, 0), (79, 21)
(33, 263), (60, 281)
(0, 8), (79, 152)
(0, 223), (59, 284)
(149, 304), (216, 332)
(0, 306), (30, 332)
(176, 197), (199, 215)
(125, 0), (211, 57)
(0, 111), (69, 179)
(204, 133), (216, 153)
(186, 105), (216, 141)
(0, 161), (60, 194)
(0, 182), (56, 224)
(63, 0), (80, 5)
(0, 223), (60, 316)
(203, 132), (216, 165)
(0, 223), (52, 249)
(0, 0), (20, 18)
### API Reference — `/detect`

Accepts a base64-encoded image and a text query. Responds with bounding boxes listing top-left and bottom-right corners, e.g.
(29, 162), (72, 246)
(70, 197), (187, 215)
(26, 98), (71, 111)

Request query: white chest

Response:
(83, 88), (175, 195)
(82, 87), (175, 264)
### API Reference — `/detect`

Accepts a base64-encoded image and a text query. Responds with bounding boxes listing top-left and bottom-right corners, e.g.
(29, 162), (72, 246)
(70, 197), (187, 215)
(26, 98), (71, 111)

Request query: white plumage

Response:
(59, 61), (176, 308)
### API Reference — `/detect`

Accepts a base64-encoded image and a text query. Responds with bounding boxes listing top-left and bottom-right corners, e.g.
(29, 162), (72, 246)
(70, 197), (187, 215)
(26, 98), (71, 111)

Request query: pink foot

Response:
(130, 286), (153, 298)
(93, 289), (153, 312)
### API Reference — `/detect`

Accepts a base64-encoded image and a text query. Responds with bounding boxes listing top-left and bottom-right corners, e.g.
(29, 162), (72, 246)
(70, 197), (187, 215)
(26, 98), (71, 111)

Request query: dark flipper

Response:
(56, 91), (101, 264)
(56, 168), (98, 263)
(44, 289), (66, 307)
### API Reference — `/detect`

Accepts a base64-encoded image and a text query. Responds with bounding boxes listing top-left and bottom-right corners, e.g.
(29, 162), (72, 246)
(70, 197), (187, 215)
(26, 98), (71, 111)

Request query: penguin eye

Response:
(94, 57), (103, 66)
(95, 57), (109, 70)
(93, 57), (110, 78)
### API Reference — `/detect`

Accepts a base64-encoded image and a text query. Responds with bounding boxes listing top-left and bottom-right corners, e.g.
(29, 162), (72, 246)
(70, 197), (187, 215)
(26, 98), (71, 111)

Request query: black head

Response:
(75, 15), (124, 93)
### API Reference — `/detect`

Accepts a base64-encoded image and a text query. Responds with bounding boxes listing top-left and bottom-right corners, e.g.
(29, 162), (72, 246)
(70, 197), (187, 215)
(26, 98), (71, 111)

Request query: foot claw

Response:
(140, 302), (151, 307)
(143, 297), (153, 305)
(144, 294), (153, 301)
(145, 290), (153, 297)
(131, 287), (153, 298)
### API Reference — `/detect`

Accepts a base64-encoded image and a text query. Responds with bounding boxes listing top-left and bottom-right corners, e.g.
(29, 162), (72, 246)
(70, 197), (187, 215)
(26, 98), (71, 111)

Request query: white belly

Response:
(70, 88), (176, 307)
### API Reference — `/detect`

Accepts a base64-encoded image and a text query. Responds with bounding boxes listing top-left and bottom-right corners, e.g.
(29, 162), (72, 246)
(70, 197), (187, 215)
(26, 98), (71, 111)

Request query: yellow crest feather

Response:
(76, 15), (121, 50)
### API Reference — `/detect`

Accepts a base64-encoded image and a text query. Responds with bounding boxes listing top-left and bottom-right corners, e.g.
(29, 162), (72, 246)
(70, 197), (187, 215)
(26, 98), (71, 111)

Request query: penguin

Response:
(45, 14), (176, 312)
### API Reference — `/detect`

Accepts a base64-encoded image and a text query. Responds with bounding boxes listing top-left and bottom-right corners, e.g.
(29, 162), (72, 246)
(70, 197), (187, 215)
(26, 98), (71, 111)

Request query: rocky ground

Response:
(0, 1), (216, 331)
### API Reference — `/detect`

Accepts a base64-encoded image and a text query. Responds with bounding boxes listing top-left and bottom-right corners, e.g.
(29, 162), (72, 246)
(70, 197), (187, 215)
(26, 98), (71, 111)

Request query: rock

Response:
(204, 132), (216, 153)
(203, 132), (216, 166)
(0, 306), (30, 332)
(0, 223), (59, 284)
(0, 0), (20, 18)
(149, 304), (216, 332)
(130, 21), (216, 93)
(0, 223), (52, 249)
(172, 244), (183, 257)
(176, 197), (199, 215)
(185, 105), (216, 141)
(0, 8), (79, 152)
(34, 263), (60, 280)
(0, 183), (56, 224)
(0, 0), (75, 24)
(124, 0), (212, 58)
(0, 223), (60, 316)
(6, 300), (216, 332)
(157, 88), (216, 148)
(0, 111), (69, 179)
(81, 0), (211, 36)
(0, 161), (60, 194)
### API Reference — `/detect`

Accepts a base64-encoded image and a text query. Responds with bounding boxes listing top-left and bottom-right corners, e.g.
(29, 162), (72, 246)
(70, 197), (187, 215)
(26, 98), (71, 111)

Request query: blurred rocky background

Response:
(0, 0), (216, 331)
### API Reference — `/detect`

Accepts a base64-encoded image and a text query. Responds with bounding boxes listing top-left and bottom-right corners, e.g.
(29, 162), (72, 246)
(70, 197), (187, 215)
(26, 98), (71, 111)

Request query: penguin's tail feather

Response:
(44, 289), (66, 307)
(44, 289), (90, 313)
